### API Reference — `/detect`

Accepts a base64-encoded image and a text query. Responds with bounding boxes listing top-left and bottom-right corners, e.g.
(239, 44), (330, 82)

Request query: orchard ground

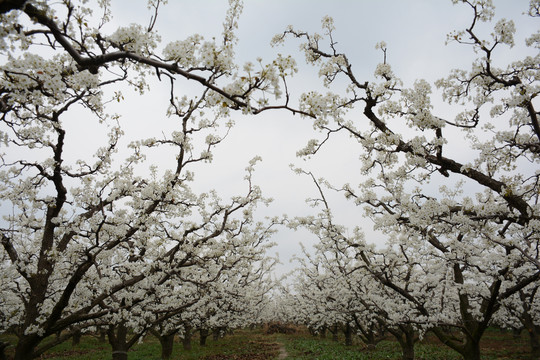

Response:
(0, 325), (529, 359)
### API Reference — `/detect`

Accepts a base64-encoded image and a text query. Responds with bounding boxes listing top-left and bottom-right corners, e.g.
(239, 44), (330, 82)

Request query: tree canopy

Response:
(0, 1), (538, 360)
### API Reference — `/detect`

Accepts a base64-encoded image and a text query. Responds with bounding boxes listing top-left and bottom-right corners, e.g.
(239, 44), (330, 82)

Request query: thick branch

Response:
(362, 104), (531, 221)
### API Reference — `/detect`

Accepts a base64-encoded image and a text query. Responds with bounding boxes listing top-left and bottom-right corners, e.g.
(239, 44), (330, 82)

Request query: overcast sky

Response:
(100, 0), (537, 277)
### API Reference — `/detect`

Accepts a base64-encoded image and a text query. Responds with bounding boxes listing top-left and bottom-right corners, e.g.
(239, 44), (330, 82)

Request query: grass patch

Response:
(277, 327), (530, 360)
(1, 329), (280, 360)
(0, 326), (531, 359)
(275, 331), (462, 360)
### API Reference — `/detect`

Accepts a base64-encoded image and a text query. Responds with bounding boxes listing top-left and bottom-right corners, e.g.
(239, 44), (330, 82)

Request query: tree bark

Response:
(519, 293), (540, 360)
(181, 326), (192, 351)
(157, 333), (175, 360)
(150, 328), (178, 360)
(0, 341), (9, 360)
(108, 323), (129, 360)
(344, 323), (353, 346)
(354, 317), (383, 350)
(72, 329), (82, 347)
(388, 326), (417, 360)
(99, 327), (107, 343)
(396, 333), (415, 360)
(212, 327), (226, 341)
(432, 326), (482, 360)
(401, 344), (415, 360)
(461, 339), (481, 360)
(526, 325), (540, 360)
(331, 325), (339, 342)
(365, 330), (379, 350)
(13, 334), (40, 360)
(199, 328), (209, 347)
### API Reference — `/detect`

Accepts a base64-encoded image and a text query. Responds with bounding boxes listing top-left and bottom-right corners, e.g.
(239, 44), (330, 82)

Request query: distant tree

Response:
(483, 276), (540, 358)
(289, 172), (424, 360)
(278, 1), (540, 359)
(150, 245), (277, 360)
(0, 0), (295, 359)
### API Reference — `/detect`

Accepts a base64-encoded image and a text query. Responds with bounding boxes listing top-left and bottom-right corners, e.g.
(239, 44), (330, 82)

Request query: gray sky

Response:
(101, 0), (537, 277)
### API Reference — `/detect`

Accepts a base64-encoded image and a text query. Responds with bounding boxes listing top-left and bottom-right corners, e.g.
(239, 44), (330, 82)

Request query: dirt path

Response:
(277, 341), (288, 359)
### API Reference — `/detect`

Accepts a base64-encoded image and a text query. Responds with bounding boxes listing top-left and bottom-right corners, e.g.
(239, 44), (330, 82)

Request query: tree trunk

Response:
(111, 350), (128, 360)
(108, 324), (129, 360)
(432, 327), (483, 360)
(364, 332), (378, 350)
(387, 325), (418, 360)
(0, 341), (9, 360)
(353, 315), (385, 350)
(396, 334), (415, 360)
(320, 327), (327, 338)
(13, 334), (40, 360)
(199, 329), (209, 347)
(212, 327), (226, 341)
(344, 323), (353, 346)
(157, 334), (175, 360)
(461, 340), (481, 360)
(527, 325), (540, 360)
(331, 325), (339, 342)
(99, 327), (107, 343)
(181, 326), (192, 351)
(521, 302), (540, 360)
(401, 343), (415, 360)
(72, 329), (82, 347)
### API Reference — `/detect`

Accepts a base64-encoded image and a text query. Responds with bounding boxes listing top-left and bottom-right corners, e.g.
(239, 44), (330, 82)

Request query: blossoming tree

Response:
(277, 1), (540, 359)
(288, 172), (427, 360)
(149, 243), (277, 360)
(0, 0), (297, 359)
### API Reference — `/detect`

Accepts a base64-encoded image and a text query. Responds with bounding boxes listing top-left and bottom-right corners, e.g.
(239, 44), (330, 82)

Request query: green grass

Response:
(1, 329), (281, 360)
(277, 334), (462, 360)
(278, 327), (530, 360)
(0, 326), (531, 359)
